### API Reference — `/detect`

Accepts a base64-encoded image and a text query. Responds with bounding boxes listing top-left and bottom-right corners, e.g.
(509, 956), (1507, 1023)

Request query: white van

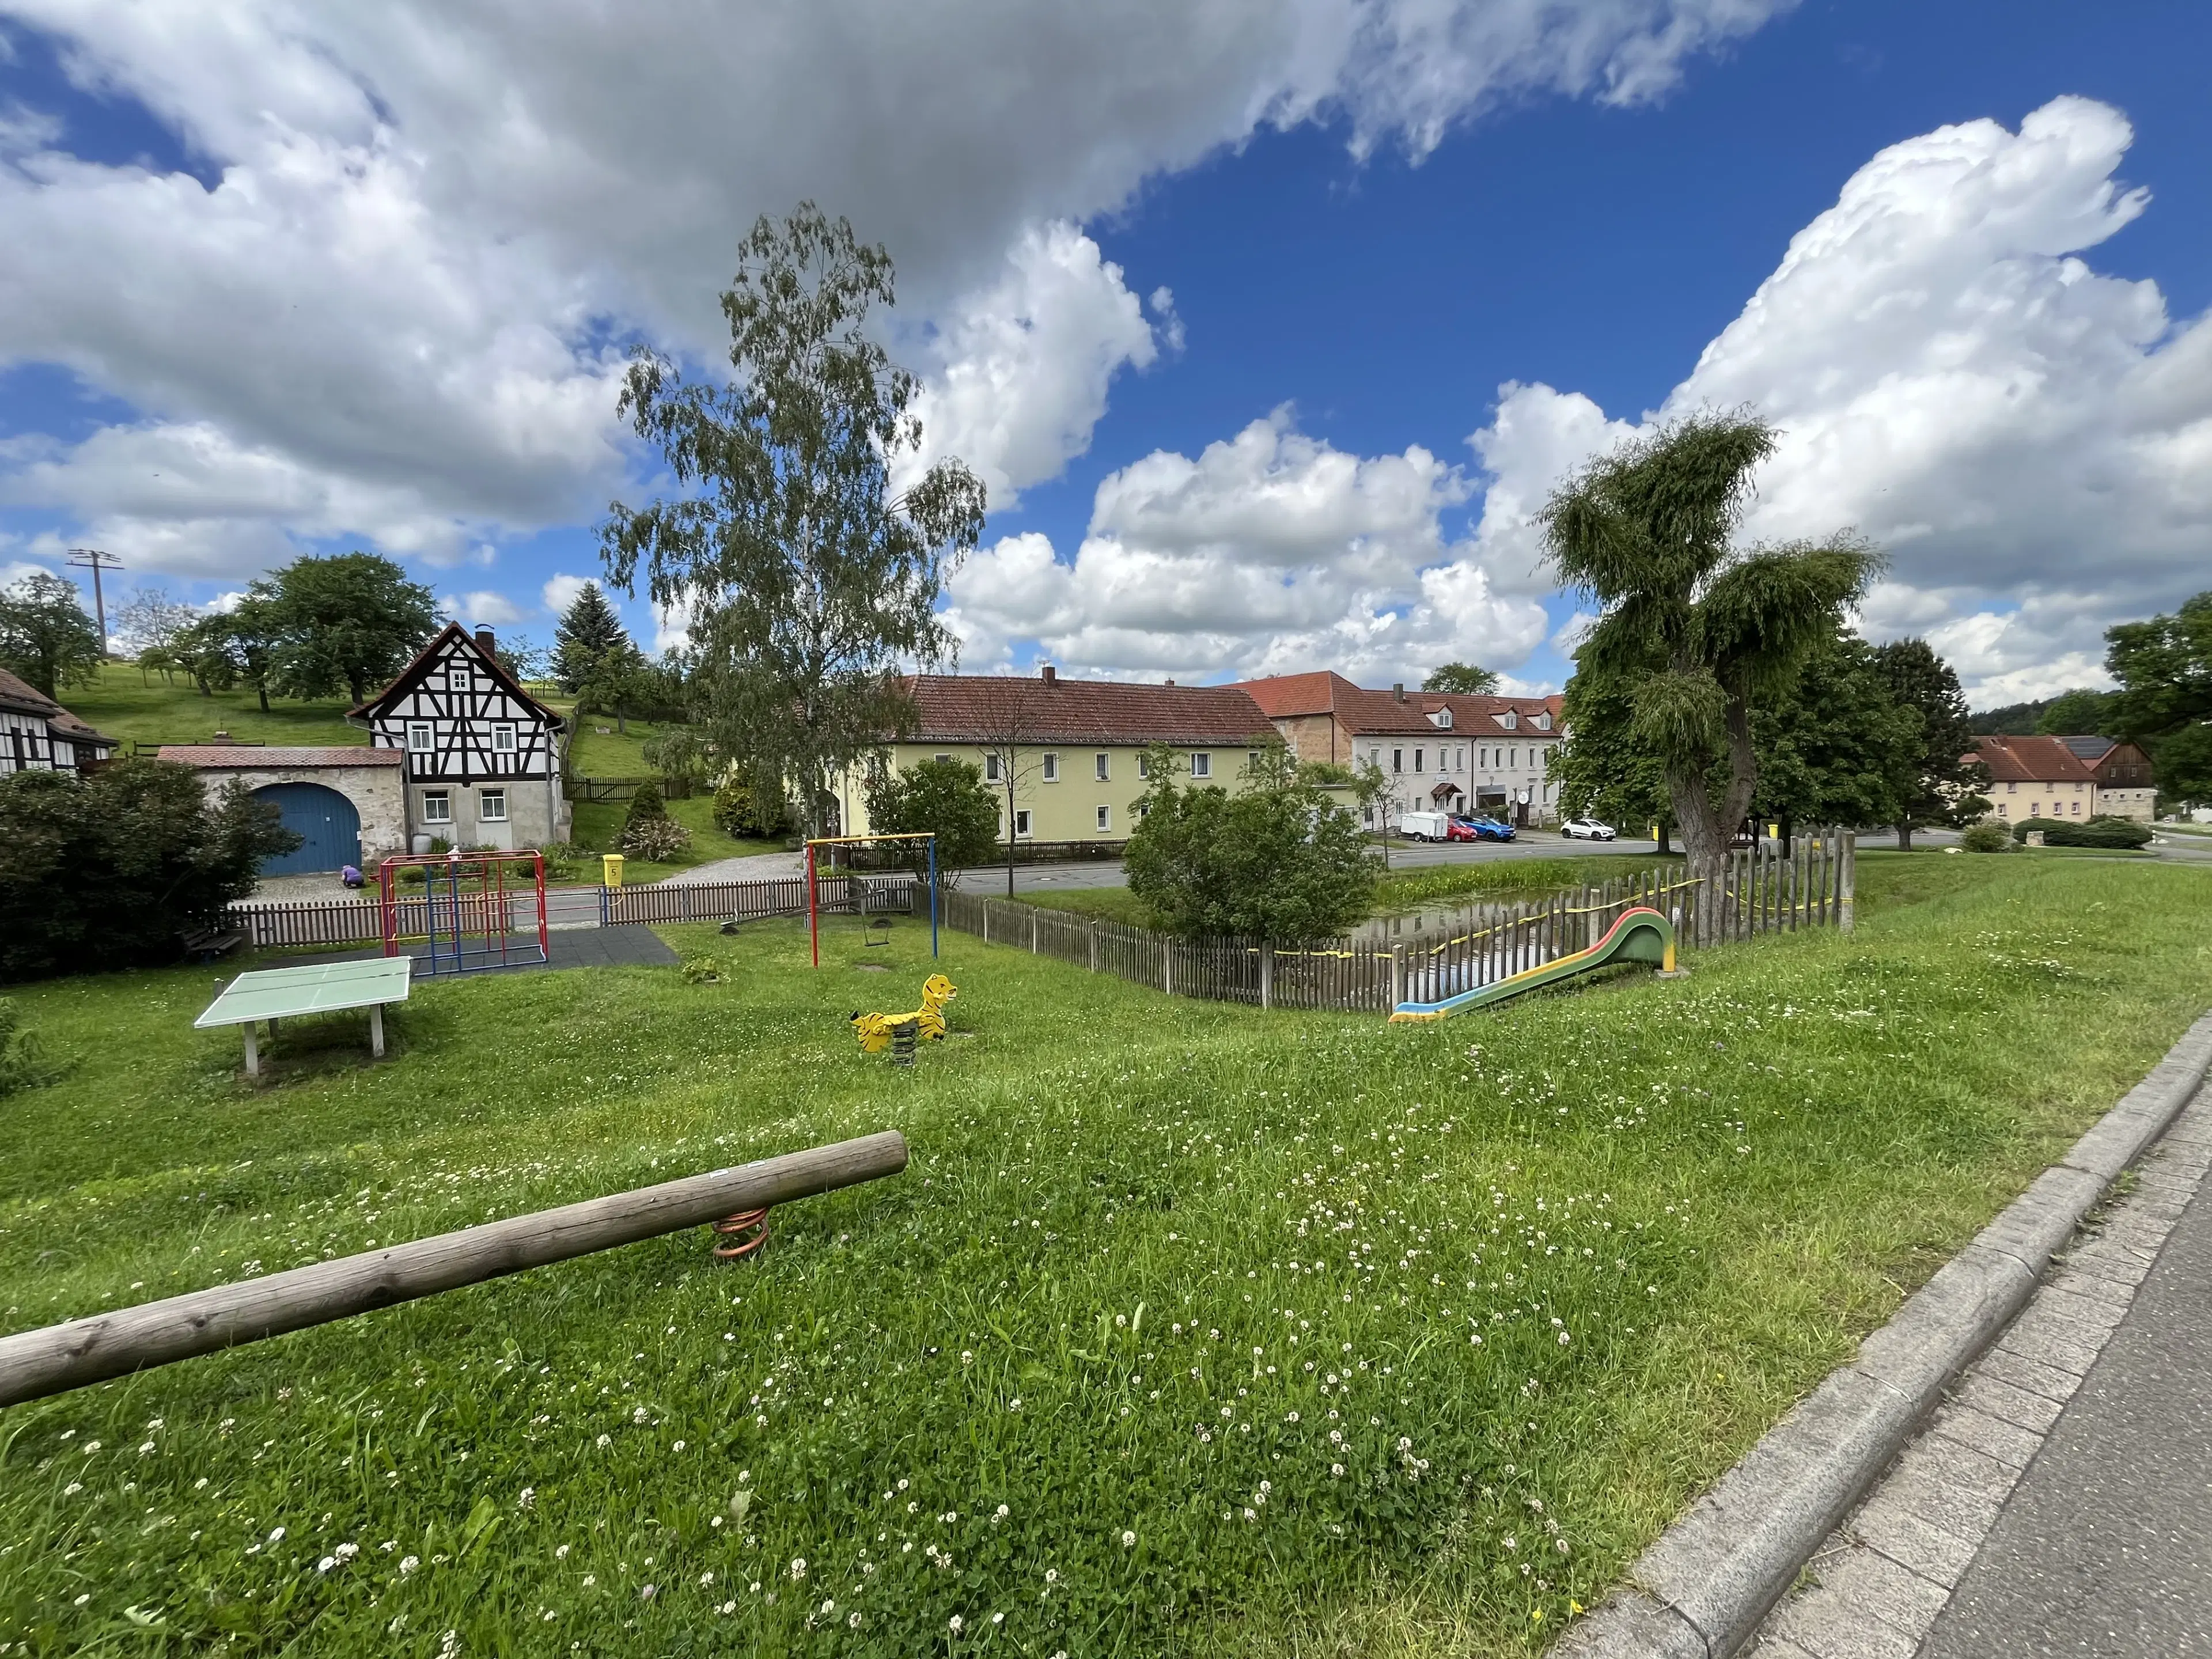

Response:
(1398, 810), (1451, 842)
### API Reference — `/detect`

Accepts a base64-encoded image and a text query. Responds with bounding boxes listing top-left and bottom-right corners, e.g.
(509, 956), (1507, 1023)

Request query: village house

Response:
(0, 667), (117, 775)
(1972, 734), (2157, 825)
(1232, 672), (1567, 828)
(164, 624), (569, 876)
(831, 666), (1279, 847)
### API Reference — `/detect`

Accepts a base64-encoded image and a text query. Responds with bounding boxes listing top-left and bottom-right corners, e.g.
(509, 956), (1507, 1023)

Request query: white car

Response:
(1560, 817), (1616, 841)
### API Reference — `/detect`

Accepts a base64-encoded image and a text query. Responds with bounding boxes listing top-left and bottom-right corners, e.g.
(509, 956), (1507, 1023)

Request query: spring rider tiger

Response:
(851, 973), (957, 1054)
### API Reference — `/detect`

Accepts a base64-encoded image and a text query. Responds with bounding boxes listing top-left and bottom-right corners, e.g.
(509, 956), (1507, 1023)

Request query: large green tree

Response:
(1539, 414), (1878, 933)
(1548, 663), (1675, 847)
(2034, 687), (2113, 736)
(1872, 637), (1990, 848)
(601, 204), (987, 838)
(1753, 632), (1923, 835)
(1125, 745), (1376, 942)
(0, 571), (104, 698)
(1422, 662), (1499, 695)
(256, 552), (438, 704)
(552, 582), (630, 694)
(0, 760), (297, 980)
(2105, 589), (2212, 806)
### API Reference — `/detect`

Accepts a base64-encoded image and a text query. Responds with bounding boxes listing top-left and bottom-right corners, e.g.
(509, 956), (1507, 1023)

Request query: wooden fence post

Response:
(1388, 945), (1403, 1009)
(1260, 942), (1274, 1010)
(1163, 937), (1173, 997)
(1839, 831), (1856, 934)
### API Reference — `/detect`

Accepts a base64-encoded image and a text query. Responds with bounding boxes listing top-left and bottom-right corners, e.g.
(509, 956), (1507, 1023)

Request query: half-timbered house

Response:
(0, 666), (117, 775)
(350, 624), (570, 850)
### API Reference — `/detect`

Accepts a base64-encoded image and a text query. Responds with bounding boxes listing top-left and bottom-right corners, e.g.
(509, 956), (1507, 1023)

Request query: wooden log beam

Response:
(0, 1130), (907, 1409)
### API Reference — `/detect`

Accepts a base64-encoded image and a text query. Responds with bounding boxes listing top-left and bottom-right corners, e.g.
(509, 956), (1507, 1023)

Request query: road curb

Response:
(1556, 1010), (2212, 1659)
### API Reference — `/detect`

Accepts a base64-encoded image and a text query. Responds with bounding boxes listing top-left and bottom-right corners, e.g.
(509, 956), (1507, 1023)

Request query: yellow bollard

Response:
(602, 853), (625, 888)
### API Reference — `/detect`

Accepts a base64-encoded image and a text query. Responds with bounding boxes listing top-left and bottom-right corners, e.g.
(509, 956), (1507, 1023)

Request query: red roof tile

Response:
(0, 666), (116, 747)
(1971, 736), (2098, 783)
(158, 746), (404, 768)
(904, 675), (1277, 745)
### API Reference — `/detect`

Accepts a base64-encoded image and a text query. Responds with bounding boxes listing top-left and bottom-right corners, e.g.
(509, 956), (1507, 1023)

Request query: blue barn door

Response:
(253, 783), (362, 875)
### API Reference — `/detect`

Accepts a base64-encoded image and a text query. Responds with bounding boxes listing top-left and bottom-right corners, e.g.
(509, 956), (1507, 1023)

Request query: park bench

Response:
(180, 925), (246, 964)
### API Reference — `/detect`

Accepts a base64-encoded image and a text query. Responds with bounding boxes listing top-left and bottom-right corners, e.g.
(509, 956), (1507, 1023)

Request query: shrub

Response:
(1960, 822), (2013, 853)
(1126, 744), (1376, 941)
(679, 955), (722, 984)
(2049, 820), (2153, 849)
(0, 760), (298, 981)
(624, 782), (668, 828)
(712, 760), (789, 840)
(2009, 817), (2069, 842)
(861, 757), (1001, 875)
(618, 814), (692, 862)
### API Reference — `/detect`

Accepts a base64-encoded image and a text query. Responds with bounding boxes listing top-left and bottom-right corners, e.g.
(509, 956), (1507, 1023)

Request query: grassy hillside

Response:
(2, 854), (2207, 1655)
(56, 662), (365, 750)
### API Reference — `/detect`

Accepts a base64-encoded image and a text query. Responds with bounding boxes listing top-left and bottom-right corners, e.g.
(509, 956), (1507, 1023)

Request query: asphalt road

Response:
(1918, 1173), (2212, 1657)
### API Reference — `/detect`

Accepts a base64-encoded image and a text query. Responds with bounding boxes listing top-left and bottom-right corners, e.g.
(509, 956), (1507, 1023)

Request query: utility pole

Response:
(66, 548), (125, 656)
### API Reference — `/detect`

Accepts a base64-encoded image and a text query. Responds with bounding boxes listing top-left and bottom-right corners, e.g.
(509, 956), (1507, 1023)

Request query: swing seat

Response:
(865, 916), (893, 946)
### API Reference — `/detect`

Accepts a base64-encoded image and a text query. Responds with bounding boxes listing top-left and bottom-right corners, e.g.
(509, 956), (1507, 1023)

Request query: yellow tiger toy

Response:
(851, 973), (957, 1053)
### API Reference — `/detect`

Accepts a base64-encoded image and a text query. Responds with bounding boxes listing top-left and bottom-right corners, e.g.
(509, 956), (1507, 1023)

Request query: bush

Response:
(679, 954), (722, 984)
(624, 782), (668, 828)
(2009, 817), (2068, 842)
(1126, 745), (1376, 941)
(861, 757), (1001, 875)
(2009, 815), (2153, 849)
(0, 760), (298, 980)
(712, 760), (789, 840)
(1960, 822), (2014, 853)
(618, 814), (693, 862)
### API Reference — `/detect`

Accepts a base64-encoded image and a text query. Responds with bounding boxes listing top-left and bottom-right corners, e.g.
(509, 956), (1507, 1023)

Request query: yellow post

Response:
(602, 853), (625, 888)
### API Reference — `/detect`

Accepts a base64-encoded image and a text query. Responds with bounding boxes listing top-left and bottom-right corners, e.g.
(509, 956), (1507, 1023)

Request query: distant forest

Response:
(1969, 688), (2113, 736)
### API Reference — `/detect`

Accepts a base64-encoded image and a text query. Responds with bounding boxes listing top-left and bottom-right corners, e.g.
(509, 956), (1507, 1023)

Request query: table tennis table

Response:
(194, 957), (414, 1077)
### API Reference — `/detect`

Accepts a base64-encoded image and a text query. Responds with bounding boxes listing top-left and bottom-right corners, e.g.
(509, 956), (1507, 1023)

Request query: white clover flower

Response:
(596, 1434), (611, 1448)
(268, 1527), (286, 1544)
(790, 1558), (807, 1581)
(673, 1440), (685, 1452)
(318, 1556), (338, 1573)
(1331, 1463), (1344, 1478)
(949, 1615), (964, 1633)
(994, 1504), (1010, 1522)
(400, 1555), (421, 1574)
(1120, 1531), (1137, 1548)
(848, 1612), (861, 1628)
(518, 1487), (535, 1510)
(641, 1584), (656, 1600)
(1044, 1569), (1059, 1585)
(1503, 1536), (1517, 1551)
(702, 1573), (715, 1586)
(63, 1482), (82, 1496)
(335, 1543), (359, 1561)
(993, 1612), (1005, 1626)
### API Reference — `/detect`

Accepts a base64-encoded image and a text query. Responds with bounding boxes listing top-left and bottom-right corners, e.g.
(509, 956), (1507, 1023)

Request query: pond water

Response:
(1348, 891), (1559, 944)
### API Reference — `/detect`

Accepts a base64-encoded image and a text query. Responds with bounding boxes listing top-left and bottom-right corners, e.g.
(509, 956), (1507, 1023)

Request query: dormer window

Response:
(1430, 708), (1453, 729)
(1535, 711), (1552, 731)
(1499, 710), (1518, 730)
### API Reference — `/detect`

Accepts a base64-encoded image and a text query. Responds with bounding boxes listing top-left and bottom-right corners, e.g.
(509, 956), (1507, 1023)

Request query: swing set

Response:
(804, 832), (938, 967)
(378, 849), (551, 975)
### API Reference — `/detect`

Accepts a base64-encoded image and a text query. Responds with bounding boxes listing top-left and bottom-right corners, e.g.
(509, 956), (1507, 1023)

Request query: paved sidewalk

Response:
(1751, 1085), (2212, 1658)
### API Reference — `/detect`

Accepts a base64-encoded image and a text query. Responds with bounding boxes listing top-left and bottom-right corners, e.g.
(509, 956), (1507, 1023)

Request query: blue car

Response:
(1452, 814), (1517, 843)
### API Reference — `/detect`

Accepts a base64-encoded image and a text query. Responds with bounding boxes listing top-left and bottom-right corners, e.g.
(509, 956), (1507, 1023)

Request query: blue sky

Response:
(3, 0), (2209, 704)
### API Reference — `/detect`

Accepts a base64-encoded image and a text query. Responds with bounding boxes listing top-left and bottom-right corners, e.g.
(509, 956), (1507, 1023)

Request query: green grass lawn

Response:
(55, 662), (365, 750)
(561, 714), (785, 877)
(2, 855), (2208, 1655)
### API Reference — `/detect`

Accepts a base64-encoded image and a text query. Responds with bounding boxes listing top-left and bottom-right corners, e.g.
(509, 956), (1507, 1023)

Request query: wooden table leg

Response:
(370, 1003), (385, 1060)
(242, 1024), (259, 1077)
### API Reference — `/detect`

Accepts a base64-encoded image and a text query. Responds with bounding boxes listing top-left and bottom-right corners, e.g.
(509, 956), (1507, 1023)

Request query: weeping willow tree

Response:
(1540, 414), (1878, 939)
(601, 204), (987, 838)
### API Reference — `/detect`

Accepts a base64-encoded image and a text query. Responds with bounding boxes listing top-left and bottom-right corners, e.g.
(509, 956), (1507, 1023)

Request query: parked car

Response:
(1453, 815), (1517, 843)
(1560, 817), (1616, 841)
(1442, 816), (1482, 843)
(1398, 809), (1452, 842)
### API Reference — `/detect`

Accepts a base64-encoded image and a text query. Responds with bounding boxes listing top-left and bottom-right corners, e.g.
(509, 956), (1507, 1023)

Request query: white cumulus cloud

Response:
(540, 573), (600, 616)
(456, 590), (525, 627)
(0, 0), (1793, 585)
(1464, 95), (2212, 703)
(944, 410), (1548, 683)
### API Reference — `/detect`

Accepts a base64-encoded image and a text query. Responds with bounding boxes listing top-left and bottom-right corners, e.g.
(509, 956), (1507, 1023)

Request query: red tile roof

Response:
(0, 666), (116, 747)
(1971, 735), (2098, 784)
(1231, 676), (1566, 738)
(158, 746), (403, 768)
(1415, 692), (1565, 737)
(904, 675), (1277, 745)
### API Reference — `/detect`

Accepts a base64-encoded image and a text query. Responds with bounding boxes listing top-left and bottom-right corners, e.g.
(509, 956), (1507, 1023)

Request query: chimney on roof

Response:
(1164, 679), (1175, 687)
(475, 627), (496, 657)
(1040, 664), (1056, 685)
(1393, 683), (1405, 702)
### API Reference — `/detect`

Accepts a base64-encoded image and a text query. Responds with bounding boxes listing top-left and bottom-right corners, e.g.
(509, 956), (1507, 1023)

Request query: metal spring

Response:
(710, 1206), (770, 1261)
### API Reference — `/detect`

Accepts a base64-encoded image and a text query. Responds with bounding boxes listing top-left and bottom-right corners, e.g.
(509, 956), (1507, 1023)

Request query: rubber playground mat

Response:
(281, 927), (680, 975)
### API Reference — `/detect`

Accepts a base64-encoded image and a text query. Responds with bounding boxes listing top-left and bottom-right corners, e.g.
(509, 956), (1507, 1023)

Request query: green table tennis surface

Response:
(194, 957), (414, 1028)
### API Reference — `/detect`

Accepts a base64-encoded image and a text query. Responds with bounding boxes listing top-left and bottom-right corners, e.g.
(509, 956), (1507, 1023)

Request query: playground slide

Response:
(1388, 905), (1676, 1023)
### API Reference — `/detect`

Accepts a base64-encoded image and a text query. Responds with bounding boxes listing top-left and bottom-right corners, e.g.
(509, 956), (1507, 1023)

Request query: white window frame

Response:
(447, 667), (471, 694)
(1391, 749), (1403, 773)
(1190, 752), (1211, 779)
(1094, 752), (1110, 781)
(1434, 707), (1453, 728)
(1500, 709), (1518, 730)
(985, 752), (1002, 782)
(1137, 752), (1150, 779)
(492, 722), (517, 753)
(407, 721), (434, 752)
(1096, 804), (1111, 833)
(1041, 752), (1060, 782)
(421, 790), (452, 824)
(1013, 808), (1032, 838)
(478, 789), (508, 823)
(1414, 747), (1425, 772)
